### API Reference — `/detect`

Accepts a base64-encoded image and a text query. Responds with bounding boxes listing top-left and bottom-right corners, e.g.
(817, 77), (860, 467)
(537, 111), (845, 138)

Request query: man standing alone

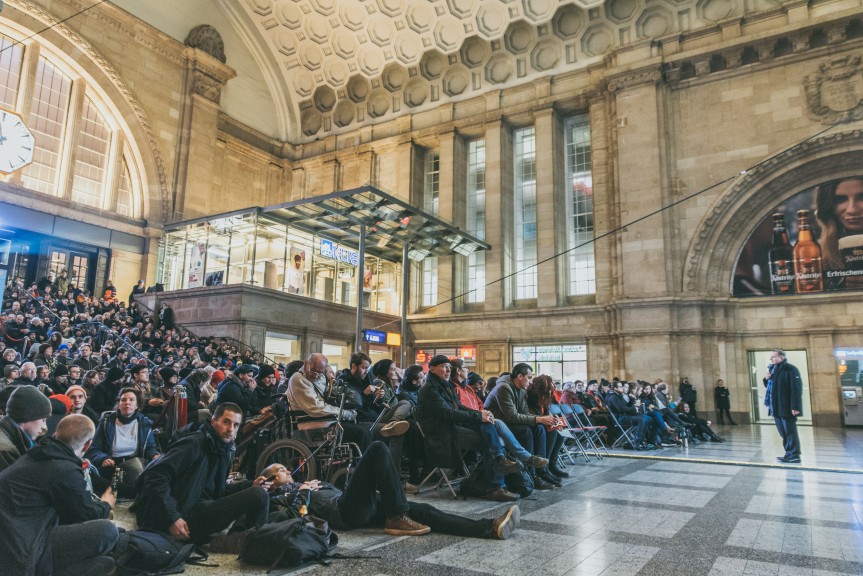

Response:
(765, 350), (803, 463)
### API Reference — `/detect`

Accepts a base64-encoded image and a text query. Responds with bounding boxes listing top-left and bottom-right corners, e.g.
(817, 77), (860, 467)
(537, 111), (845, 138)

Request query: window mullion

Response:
(56, 80), (84, 199)
(103, 128), (123, 211)
(9, 42), (40, 188)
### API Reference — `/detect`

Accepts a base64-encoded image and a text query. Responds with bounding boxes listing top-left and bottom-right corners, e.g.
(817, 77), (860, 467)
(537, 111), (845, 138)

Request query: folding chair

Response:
(551, 403), (594, 463)
(414, 422), (468, 498)
(606, 409), (640, 449)
(570, 404), (609, 457)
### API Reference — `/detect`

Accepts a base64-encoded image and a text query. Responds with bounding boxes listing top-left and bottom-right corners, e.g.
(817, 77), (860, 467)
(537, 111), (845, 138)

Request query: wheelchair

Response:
(253, 388), (363, 490)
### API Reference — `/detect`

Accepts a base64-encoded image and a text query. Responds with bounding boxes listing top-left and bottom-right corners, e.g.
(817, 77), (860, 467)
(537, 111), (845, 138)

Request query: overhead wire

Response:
(369, 117), (850, 334)
(0, 0), (110, 55)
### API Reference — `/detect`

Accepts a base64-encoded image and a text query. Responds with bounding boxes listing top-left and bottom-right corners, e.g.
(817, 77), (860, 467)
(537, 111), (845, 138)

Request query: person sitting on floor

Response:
(85, 388), (160, 493)
(676, 401), (723, 442)
(132, 402), (270, 545)
(0, 414), (118, 576)
(0, 385), (52, 471)
(261, 441), (519, 540)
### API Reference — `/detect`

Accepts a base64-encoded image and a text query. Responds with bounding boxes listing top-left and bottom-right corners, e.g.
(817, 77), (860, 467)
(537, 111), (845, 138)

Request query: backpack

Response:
(504, 468), (534, 498)
(114, 529), (207, 576)
(238, 516), (339, 572)
(457, 463), (489, 499)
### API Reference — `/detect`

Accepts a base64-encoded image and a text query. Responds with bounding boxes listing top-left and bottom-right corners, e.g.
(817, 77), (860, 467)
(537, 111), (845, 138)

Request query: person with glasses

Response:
(286, 353), (372, 452)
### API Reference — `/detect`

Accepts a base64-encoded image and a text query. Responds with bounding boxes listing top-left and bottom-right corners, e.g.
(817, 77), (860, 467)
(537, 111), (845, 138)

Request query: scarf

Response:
(764, 363), (776, 414)
(116, 410), (137, 425)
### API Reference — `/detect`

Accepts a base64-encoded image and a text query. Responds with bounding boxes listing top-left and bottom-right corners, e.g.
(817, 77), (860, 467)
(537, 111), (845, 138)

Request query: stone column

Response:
(172, 26), (236, 221)
(533, 108), (563, 308)
(483, 120), (512, 311)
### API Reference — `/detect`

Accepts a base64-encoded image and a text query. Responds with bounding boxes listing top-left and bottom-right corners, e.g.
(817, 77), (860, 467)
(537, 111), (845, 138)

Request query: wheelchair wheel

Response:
(327, 466), (350, 491)
(256, 439), (316, 482)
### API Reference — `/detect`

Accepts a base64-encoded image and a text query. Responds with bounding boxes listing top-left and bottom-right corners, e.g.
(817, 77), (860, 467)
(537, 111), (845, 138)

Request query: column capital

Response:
(183, 45), (236, 105)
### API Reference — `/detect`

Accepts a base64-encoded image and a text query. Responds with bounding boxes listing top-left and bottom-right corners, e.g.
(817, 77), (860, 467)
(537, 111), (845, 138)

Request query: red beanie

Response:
(210, 370), (226, 386)
(49, 394), (73, 414)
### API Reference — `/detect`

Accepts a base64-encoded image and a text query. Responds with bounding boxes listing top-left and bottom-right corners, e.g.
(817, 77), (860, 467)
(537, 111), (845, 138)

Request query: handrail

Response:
(135, 296), (279, 367)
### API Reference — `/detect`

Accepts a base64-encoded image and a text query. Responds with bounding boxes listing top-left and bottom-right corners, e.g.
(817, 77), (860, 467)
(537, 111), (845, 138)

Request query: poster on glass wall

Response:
(287, 246), (306, 295)
(188, 243), (206, 289)
(733, 177), (863, 297)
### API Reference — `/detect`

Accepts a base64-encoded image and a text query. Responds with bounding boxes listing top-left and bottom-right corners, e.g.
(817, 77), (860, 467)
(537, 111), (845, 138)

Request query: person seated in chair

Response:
(287, 353), (372, 452)
(261, 441), (519, 541)
(604, 380), (655, 450)
(415, 355), (521, 502)
(484, 364), (562, 490)
(132, 403), (270, 545)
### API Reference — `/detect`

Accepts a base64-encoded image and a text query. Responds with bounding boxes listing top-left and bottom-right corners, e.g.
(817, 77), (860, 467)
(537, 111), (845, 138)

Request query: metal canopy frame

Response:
(164, 184), (491, 365)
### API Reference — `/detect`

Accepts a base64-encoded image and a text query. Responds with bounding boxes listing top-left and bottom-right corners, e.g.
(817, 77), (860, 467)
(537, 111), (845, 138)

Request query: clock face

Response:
(0, 110), (35, 174)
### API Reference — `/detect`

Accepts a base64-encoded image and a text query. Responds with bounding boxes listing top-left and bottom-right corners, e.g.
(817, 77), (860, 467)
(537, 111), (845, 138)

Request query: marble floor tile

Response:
(523, 499), (696, 538)
(618, 469), (734, 489)
(581, 482), (718, 508)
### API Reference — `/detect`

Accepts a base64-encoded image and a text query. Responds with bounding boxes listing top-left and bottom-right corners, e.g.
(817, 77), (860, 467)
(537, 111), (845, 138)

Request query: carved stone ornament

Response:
(192, 71), (223, 104)
(804, 55), (863, 124)
(185, 24), (227, 64)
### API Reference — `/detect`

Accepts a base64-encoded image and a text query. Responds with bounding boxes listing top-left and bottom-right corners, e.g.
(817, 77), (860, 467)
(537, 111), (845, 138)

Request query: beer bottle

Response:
(793, 209), (823, 293)
(768, 213), (795, 295)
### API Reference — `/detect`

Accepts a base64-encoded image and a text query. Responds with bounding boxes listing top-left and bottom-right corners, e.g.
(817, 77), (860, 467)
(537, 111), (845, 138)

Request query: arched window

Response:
(0, 27), (143, 218)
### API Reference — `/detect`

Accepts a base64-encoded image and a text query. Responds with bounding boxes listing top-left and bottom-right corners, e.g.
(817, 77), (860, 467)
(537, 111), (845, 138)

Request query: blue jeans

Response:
(455, 423), (505, 489)
(494, 420), (532, 462)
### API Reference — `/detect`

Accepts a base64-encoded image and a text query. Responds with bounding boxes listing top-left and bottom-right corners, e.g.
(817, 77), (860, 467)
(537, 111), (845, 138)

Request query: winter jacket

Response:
(87, 380), (124, 416)
(0, 437), (111, 576)
(483, 374), (538, 427)
(0, 416), (33, 472)
(337, 368), (381, 422)
(85, 411), (159, 467)
(714, 386), (731, 410)
(415, 371), (481, 468)
(286, 370), (356, 420)
(214, 374), (254, 415)
(133, 420), (245, 531)
(767, 361), (803, 418)
(605, 391), (639, 416)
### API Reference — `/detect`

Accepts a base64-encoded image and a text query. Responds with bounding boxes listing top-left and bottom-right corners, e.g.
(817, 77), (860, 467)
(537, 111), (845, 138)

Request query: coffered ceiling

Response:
(226, 0), (788, 142)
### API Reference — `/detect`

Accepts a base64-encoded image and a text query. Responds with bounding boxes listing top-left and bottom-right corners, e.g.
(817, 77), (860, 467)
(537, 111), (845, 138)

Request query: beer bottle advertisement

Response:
(767, 213), (795, 295)
(792, 209), (822, 293)
(733, 176), (863, 297)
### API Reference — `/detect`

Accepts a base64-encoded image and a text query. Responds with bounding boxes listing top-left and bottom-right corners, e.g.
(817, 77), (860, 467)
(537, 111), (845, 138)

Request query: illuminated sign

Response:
(386, 332), (402, 347)
(320, 238), (360, 266)
(363, 329), (386, 344)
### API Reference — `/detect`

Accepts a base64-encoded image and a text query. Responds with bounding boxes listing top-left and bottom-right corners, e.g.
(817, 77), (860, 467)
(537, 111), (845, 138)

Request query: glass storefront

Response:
(158, 211), (402, 315)
(414, 346), (477, 372)
(511, 344), (587, 383)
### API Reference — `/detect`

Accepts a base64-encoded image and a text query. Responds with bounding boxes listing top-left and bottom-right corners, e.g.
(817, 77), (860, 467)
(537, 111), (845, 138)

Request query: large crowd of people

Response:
(0, 272), (731, 575)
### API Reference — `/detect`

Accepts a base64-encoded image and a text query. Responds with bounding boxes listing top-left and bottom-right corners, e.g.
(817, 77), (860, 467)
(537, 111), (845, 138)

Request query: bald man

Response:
(287, 353), (372, 451)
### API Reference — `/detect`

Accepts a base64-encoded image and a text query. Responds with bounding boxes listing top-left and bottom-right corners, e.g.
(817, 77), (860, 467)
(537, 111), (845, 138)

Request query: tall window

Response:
(466, 139), (485, 303)
(564, 115), (595, 296)
(0, 33), (24, 108)
(421, 150), (439, 307)
(22, 58), (72, 195)
(0, 27), (143, 217)
(514, 127), (537, 300)
(71, 97), (111, 208)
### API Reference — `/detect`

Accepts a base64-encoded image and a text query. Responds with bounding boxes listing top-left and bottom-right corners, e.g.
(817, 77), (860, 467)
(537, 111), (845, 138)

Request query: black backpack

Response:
(114, 529), (208, 576)
(238, 516), (339, 572)
(505, 468), (534, 498)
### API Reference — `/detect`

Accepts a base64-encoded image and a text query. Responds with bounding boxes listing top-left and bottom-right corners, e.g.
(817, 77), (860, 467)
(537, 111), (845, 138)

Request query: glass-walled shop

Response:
(158, 212), (402, 315)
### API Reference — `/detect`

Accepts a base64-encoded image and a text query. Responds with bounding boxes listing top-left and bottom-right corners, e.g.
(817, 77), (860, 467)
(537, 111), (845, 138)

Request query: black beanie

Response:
(7, 385), (52, 423)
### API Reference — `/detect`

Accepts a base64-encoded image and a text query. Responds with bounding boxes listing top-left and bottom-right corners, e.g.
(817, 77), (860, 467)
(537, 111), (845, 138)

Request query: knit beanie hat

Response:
(159, 367), (178, 383)
(53, 364), (69, 378)
(4, 364), (19, 378)
(7, 386), (52, 423)
(65, 384), (87, 398)
(257, 364), (275, 380)
(105, 366), (126, 384)
(210, 370), (226, 387)
(372, 359), (394, 381)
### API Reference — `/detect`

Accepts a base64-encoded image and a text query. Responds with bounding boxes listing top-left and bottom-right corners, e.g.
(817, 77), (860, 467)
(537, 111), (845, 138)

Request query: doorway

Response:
(748, 349), (812, 425)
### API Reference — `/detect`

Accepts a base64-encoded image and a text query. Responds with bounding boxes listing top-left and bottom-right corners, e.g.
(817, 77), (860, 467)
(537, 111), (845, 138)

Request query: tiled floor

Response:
(113, 424), (863, 575)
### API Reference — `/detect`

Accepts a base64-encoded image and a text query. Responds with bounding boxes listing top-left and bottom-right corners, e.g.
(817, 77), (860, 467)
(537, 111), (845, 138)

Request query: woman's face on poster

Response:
(834, 178), (863, 233)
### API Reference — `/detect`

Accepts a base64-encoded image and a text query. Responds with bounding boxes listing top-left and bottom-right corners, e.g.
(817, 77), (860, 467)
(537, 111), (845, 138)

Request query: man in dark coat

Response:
(0, 414), (117, 576)
(414, 355), (520, 501)
(765, 349), (803, 463)
(86, 366), (126, 416)
(0, 386), (52, 471)
(132, 402), (270, 544)
(213, 364), (257, 416)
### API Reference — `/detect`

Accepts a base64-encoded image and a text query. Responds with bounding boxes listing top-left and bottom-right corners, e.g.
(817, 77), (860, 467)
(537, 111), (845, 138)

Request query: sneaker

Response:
(404, 482), (420, 495)
(384, 514), (431, 536)
(493, 457), (523, 476)
(491, 505), (520, 540)
(781, 456), (801, 464)
(524, 455), (549, 468)
(209, 531), (248, 554)
(660, 442), (677, 448)
(380, 421), (410, 437)
(484, 487), (519, 502)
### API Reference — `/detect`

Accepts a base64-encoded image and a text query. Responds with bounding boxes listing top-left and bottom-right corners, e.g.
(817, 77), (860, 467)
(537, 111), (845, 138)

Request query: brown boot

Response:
(384, 514), (431, 536)
(491, 505), (520, 540)
(380, 421), (410, 437)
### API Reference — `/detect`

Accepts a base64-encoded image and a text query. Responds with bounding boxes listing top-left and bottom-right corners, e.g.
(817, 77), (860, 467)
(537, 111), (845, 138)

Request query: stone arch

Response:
(6, 2), (172, 224)
(683, 129), (863, 296)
